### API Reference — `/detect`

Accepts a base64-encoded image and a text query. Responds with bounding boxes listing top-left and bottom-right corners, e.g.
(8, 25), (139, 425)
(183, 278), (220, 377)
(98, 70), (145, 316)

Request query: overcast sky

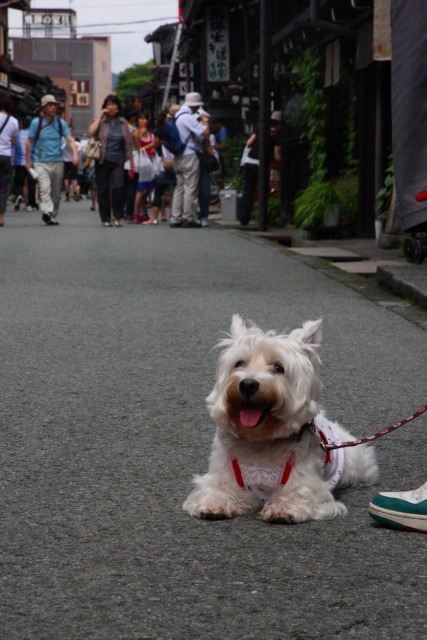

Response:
(8, 0), (179, 74)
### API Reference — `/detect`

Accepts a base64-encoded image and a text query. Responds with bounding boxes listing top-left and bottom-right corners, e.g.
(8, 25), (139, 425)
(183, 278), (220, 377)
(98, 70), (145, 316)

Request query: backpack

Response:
(34, 116), (63, 144)
(162, 112), (188, 156)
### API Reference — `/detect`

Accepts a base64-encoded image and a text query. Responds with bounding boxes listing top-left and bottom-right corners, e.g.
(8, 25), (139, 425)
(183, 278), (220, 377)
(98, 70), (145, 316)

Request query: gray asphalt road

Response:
(1, 203), (426, 640)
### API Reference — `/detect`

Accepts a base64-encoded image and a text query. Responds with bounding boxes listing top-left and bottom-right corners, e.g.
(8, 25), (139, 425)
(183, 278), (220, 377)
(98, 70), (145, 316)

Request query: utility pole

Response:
(258, 0), (271, 232)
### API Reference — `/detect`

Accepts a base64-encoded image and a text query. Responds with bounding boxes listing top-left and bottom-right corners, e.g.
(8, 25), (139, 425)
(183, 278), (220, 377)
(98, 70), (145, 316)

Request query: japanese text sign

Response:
(206, 6), (230, 82)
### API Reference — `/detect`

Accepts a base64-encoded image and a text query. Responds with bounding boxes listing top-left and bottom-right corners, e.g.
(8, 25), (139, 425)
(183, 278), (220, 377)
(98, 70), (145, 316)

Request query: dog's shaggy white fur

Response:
(183, 315), (378, 524)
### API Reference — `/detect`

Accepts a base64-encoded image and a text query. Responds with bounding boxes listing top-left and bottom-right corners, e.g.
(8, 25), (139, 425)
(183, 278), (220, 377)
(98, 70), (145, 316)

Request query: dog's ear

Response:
(230, 314), (246, 338)
(290, 319), (322, 347)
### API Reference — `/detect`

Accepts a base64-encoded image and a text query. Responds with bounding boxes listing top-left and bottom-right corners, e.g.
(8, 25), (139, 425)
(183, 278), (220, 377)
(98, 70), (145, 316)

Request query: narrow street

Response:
(1, 203), (426, 640)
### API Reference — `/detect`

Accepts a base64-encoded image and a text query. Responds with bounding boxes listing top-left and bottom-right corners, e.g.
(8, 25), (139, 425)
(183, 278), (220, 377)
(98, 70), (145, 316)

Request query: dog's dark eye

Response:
(273, 362), (285, 374)
(235, 360), (246, 368)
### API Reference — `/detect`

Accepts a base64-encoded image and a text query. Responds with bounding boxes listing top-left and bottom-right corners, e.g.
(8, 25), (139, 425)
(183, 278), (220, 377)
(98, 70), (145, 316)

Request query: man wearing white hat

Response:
(169, 92), (210, 228)
(26, 94), (78, 225)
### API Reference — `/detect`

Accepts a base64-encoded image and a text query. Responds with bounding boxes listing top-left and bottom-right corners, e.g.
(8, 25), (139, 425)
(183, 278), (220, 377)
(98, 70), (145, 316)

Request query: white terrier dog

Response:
(183, 315), (378, 524)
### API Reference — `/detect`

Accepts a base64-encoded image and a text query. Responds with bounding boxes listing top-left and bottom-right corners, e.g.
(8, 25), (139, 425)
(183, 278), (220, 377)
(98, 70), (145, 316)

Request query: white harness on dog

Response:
(231, 414), (345, 501)
(313, 414), (345, 489)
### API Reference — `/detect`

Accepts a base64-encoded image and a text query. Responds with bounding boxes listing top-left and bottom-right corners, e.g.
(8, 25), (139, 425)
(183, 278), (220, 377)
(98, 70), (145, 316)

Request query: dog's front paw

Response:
(260, 502), (298, 524)
(183, 491), (241, 520)
(198, 505), (233, 520)
(260, 497), (347, 524)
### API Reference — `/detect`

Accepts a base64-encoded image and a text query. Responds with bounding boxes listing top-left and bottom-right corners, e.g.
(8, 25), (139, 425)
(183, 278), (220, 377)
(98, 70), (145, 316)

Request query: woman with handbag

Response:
(0, 91), (19, 227)
(88, 94), (134, 227)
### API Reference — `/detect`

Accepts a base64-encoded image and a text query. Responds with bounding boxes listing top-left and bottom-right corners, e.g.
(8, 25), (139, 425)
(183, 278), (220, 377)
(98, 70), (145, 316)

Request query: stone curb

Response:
(377, 266), (427, 312)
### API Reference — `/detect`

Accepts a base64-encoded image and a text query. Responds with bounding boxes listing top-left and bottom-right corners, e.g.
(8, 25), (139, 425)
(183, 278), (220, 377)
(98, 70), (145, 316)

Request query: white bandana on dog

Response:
(232, 414), (345, 500)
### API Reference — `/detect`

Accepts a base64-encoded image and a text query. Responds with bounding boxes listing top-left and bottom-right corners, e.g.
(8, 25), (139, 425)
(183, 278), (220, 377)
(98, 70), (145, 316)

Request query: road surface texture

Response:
(1, 205), (426, 639)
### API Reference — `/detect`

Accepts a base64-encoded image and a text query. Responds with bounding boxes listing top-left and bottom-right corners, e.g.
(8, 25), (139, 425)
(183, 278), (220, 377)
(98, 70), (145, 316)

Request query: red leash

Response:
(314, 404), (427, 451)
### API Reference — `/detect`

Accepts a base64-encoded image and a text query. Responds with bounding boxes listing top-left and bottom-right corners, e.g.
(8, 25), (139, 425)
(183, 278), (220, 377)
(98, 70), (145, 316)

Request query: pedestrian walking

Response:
(63, 126), (81, 202)
(123, 105), (140, 222)
(196, 108), (213, 228)
(142, 107), (178, 225)
(26, 94), (78, 226)
(239, 111), (282, 226)
(13, 116), (37, 213)
(0, 91), (19, 227)
(169, 92), (210, 228)
(132, 113), (156, 224)
(88, 94), (134, 227)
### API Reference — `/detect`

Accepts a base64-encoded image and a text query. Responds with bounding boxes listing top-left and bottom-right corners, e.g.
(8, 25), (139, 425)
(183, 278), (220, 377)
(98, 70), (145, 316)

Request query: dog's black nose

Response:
(239, 378), (260, 398)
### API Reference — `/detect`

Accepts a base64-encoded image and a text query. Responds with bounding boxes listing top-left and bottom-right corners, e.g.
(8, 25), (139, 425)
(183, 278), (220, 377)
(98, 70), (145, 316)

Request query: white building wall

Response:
(92, 38), (113, 117)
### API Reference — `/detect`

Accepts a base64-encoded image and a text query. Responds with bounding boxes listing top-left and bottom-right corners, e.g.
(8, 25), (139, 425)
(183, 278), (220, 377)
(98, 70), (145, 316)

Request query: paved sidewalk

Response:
(213, 214), (427, 313)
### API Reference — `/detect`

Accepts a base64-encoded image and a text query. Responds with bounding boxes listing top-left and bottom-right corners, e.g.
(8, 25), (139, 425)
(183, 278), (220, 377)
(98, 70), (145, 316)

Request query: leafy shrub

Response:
(222, 135), (246, 191)
(293, 180), (337, 229)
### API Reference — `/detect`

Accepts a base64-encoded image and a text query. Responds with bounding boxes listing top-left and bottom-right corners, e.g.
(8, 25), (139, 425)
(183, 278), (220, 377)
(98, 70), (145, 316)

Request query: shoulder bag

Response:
(161, 145), (175, 173)
(197, 147), (220, 173)
(84, 137), (101, 160)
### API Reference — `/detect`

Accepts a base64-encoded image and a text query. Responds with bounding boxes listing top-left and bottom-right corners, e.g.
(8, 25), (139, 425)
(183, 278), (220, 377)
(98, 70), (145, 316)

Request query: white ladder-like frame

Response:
(161, 22), (184, 110)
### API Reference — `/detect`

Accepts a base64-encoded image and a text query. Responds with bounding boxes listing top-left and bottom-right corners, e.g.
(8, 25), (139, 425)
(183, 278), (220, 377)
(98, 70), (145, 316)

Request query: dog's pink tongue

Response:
(240, 408), (263, 428)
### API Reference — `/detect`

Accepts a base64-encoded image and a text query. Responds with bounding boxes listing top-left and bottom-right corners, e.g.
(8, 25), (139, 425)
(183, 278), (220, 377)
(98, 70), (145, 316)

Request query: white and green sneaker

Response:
(368, 482), (427, 532)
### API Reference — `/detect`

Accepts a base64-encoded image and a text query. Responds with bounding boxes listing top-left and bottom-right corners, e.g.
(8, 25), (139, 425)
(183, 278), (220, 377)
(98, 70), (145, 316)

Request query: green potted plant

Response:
(293, 179), (337, 229)
(219, 136), (246, 220)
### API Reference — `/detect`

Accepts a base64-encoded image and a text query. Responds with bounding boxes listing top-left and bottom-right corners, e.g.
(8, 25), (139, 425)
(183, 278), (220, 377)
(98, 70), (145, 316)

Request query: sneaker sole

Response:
(368, 502), (427, 533)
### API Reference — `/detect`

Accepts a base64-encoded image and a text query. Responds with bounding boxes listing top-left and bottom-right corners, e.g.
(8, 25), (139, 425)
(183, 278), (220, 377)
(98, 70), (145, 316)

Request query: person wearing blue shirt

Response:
(211, 119), (228, 164)
(26, 94), (78, 226)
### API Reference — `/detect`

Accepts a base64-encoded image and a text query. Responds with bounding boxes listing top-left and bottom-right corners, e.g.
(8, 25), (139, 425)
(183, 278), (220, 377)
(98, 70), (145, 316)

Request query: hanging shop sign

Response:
(206, 6), (230, 82)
